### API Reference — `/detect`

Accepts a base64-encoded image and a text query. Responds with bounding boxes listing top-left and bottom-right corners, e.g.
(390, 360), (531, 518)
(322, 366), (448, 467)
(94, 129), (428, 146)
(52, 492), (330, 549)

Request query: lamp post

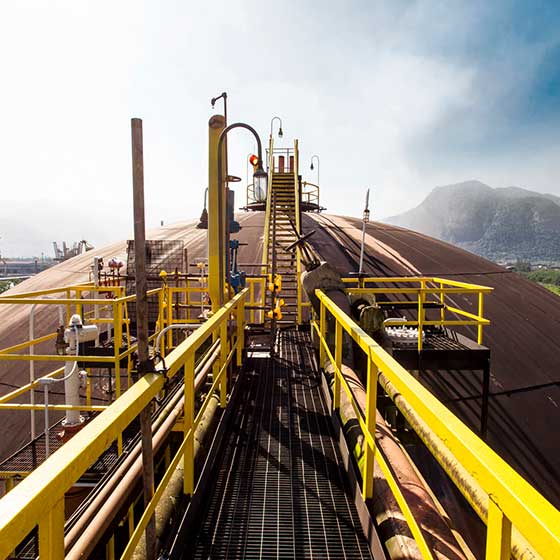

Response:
(270, 116), (283, 138)
(215, 123), (266, 299)
(310, 155), (320, 186)
(270, 117), (284, 138)
(211, 92), (227, 124)
(211, 92), (228, 171)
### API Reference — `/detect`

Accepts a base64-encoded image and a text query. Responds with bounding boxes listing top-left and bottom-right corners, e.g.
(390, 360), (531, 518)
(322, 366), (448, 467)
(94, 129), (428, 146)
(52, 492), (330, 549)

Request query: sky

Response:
(1, 0), (560, 257)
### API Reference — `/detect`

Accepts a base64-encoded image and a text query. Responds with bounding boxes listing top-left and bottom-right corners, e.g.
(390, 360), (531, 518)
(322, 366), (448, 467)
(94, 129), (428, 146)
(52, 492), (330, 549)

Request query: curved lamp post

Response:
(270, 116), (283, 138)
(217, 122), (267, 289)
(310, 155), (320, 186)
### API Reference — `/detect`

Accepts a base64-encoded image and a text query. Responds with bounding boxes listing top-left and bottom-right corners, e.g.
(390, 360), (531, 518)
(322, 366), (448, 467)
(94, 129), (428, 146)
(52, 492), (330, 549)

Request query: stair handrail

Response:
(293, 139), (303, 324)
(261, 135), (275, 277)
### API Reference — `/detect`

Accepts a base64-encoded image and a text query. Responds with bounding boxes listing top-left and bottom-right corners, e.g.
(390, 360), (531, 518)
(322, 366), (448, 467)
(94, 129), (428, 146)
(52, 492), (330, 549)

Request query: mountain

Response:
(385, 181), (560, 263)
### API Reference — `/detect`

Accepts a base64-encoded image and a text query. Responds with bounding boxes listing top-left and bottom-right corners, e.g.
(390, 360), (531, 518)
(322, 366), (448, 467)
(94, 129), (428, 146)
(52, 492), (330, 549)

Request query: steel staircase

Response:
(267, 171), (300, 325)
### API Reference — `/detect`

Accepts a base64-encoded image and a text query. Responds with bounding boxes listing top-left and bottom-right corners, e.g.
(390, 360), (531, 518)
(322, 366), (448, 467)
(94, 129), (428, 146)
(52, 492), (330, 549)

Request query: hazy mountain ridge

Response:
(385, 181), (560, 262)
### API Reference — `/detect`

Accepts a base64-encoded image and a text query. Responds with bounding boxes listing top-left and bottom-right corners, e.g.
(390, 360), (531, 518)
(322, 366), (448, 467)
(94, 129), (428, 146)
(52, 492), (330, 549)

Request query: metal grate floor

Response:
(186, 329), (374, 559)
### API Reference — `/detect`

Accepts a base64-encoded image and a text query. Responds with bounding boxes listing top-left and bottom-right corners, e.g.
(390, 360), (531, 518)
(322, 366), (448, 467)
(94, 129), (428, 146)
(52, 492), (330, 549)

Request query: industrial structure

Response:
(0, 105), (558, 560)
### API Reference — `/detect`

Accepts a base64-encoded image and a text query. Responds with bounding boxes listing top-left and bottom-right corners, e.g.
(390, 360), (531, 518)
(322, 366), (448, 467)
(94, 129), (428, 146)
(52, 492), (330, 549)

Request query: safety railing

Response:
(312, 289), (560, 560)
(0, 288), (248, 560)
(342, 276), (492, 350)
(266, 147), (295, 173)
(0, 283), (159, 399)
(157, 275), (266, 342)
(301, 181), (320, 207)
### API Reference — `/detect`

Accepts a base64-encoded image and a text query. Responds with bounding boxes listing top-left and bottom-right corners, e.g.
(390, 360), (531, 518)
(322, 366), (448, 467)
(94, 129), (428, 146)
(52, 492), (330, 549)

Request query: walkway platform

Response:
(169, 329), (376, 559)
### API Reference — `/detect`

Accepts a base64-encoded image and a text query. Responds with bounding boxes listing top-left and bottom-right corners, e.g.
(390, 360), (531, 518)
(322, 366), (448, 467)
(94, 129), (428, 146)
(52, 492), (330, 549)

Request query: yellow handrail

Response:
(342, 275), (492, 348)
(0, 288), (248, 559)
(313, 289), (560, 559)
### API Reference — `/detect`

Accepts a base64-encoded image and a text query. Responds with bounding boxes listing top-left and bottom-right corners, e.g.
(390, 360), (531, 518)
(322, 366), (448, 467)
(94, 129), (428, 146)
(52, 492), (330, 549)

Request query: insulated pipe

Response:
(132, 396), (220, 560)
(63, 326), (81, 426)
(155, 324), (201, 355)
(65, 343), (222, 559)
(325, 363), (468, 560)
(377, 372), (541, 560)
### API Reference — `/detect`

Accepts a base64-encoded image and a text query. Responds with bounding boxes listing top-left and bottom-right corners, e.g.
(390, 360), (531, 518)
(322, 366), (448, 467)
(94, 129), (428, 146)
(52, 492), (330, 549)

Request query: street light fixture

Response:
(253, 167), (267, 202)
(270, 116), (283, 138)
(310, 155), (320, 185)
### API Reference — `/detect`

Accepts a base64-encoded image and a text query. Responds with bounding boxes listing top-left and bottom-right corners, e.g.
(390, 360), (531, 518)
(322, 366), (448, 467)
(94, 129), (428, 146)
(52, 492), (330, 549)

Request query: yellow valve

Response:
(159, 270), (168, 279)
(267, 297), (284, 320)
(267, 274), (282, 293)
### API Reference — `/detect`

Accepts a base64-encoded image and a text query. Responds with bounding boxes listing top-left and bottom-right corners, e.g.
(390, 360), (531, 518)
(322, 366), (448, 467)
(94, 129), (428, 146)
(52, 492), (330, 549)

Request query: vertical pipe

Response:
(131, 117), (156, 560)
(208, 115), (226, 312)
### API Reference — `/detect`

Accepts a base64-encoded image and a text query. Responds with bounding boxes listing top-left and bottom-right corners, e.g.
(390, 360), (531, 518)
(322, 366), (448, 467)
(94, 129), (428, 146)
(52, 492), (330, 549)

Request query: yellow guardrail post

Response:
(86, 368), (92, 407)
(114, 299), (123, 398)
(166, 285), (173, 349)
(362, 356), (378, 499)
(183, 350), (195, 496)
(478, 292), (485, 345)
(319, 301), (326, 369)
(439, 281), (445, 325)
(65, 288), (71, 325)
(418, 281), (425, 351)
(333, 322), (342, 410)
(220, 319), (228, 407)
(38, 497), (65, 560)
(237, 297), (245, 366)
(249, 280), (255, 324)
(486, 498), (512, 560)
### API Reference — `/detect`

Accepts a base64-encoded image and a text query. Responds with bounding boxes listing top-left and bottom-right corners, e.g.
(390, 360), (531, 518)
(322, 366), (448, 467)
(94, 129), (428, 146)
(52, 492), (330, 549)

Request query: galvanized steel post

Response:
(131, 117), (157, 560)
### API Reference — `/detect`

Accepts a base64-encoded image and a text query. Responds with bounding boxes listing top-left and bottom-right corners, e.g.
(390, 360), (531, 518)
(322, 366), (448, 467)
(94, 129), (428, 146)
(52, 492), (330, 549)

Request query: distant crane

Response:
(53, 240), (94, 262)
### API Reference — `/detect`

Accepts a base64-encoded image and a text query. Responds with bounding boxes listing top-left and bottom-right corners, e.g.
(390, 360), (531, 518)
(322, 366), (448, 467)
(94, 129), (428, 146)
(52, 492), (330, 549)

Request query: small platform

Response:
(389, 328), (490, 437)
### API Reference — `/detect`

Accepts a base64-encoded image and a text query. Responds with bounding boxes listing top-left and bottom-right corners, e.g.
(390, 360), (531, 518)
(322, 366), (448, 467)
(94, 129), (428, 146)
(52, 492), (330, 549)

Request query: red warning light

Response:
(249, 154), (259, 167)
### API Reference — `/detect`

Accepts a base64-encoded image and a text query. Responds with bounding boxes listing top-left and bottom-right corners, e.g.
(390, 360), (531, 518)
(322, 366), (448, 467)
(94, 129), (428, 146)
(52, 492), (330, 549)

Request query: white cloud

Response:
(0, 1), (558, 255)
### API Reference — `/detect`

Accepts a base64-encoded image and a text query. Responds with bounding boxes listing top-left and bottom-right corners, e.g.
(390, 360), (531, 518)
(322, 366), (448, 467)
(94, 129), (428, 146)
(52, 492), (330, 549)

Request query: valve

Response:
(267, 274), (282, 293)
(267, 298), (285, 320)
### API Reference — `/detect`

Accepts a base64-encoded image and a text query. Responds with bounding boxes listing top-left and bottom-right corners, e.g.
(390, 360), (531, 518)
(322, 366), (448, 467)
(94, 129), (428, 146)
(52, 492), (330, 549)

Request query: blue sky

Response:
(1, 1), (560, 256)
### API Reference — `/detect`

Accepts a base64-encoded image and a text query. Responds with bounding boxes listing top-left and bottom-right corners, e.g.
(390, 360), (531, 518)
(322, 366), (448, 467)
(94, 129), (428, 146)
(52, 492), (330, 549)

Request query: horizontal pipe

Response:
(65, 342), (222, 558)
(378, 372), (541, 560)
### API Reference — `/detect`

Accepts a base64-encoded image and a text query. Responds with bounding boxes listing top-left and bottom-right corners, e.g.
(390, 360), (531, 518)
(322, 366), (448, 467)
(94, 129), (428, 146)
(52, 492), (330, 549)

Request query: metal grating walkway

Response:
(183, 329), (374, 559)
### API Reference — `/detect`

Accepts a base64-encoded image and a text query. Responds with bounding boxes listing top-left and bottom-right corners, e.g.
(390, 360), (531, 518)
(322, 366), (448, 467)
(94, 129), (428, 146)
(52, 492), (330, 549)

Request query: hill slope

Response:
(385, 180), (560, 262)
